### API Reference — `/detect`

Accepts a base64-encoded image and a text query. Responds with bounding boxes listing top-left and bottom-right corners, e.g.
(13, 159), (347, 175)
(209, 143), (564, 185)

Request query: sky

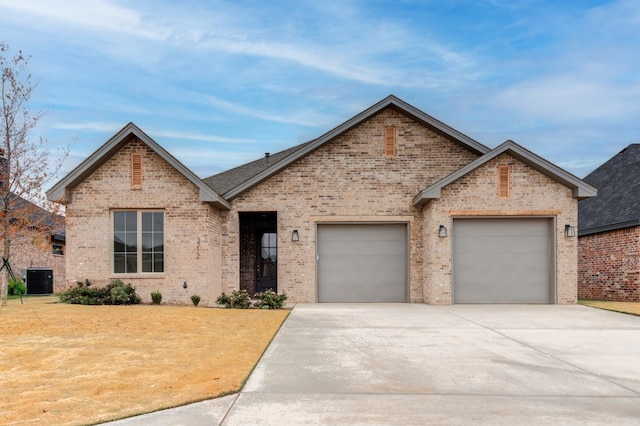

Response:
(0, 0), (639, 183)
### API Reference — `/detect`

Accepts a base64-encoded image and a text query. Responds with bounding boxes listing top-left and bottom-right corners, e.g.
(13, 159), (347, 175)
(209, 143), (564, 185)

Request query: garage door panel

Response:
(319, 240), (406, 256)
(318, 224), (407, 303)
(453, 218), (553, 304)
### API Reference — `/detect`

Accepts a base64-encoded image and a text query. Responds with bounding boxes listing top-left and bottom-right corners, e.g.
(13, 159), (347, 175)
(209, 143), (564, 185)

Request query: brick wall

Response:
(578, 227), (640, 302)
(6, 230), (65, 292)
(423, 153), (578, 304)
(65, 137), (223, 306)
(223, 107), (480, 302)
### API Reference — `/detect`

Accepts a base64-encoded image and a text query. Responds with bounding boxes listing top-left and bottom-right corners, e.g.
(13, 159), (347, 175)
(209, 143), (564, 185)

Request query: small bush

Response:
(216, 289), (251, 309)
(190, 294), (201, 307)
(8, 278), (26, 296)
(254, 289), (287, 309)
(151, 291), (162, 304)
(60, 280), (140, 305)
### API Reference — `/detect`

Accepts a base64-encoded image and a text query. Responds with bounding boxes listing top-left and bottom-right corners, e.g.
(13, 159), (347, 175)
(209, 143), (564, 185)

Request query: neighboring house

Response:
(46, 96), (595, 305)
(578, 144), (640, 302)
(2, 194), (65, 294)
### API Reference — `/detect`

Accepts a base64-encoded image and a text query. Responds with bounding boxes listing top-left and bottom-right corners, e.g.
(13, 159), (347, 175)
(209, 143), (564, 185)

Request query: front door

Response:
(255, 230), (277, 293)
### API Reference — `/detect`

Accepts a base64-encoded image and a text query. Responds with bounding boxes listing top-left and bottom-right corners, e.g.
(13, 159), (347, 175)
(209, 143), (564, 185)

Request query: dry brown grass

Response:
(0, 296), (288, 425)
(579, 299), (640, 316)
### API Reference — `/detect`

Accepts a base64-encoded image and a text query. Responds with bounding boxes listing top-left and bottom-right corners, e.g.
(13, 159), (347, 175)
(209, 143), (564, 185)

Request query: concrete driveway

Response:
(109, 303), (640, 425)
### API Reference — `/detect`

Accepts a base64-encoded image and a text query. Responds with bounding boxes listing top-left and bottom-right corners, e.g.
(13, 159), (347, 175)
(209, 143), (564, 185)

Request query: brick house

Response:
(2, 194), (65, 294)
(47, 96), (595, 305)
(578, 144), (640, 302)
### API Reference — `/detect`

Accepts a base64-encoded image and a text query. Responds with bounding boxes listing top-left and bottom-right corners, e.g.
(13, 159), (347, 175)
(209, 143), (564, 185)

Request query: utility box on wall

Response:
(21, 268), (54, 294)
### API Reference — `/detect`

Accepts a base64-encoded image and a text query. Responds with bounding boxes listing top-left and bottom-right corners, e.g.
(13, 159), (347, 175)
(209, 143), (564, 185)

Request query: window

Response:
(498, 166), (510, 198)
(52, 244), (64, 256)
(114, 211), (164, 274)
(131, 153), (143, 187)
(384, 126), (396, 157)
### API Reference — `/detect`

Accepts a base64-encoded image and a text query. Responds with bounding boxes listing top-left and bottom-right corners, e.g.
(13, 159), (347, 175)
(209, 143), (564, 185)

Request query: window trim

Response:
(52, 244), (64, 256)
(112, 210), (165, 275)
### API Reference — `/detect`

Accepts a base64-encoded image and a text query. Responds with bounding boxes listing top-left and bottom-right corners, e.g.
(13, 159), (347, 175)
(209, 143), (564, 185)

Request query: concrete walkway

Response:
(107, 303), (640, 425)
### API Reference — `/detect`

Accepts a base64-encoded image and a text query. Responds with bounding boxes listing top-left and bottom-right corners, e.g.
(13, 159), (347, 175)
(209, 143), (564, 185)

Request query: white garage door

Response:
(317, 224), (407, 302)
(453, 218), (553, 304)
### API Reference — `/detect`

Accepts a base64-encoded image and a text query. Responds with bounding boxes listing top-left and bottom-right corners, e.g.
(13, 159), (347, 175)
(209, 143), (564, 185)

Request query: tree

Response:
(0, 42), (67, 306)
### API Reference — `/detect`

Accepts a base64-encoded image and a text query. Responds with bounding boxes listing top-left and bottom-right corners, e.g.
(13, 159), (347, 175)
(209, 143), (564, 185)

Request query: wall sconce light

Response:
(183, 281), (188, 289)
(292, 229), (299, 242)
(565, 224), (576, 237)
(438, 225), (448, 238)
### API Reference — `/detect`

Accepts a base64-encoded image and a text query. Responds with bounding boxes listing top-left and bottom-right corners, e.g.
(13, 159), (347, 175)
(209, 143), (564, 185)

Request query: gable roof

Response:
(203, 140), (315, 196)
(46, 122), (230, 210)
(413, 140), (597, 206)
(214, 95), (491, 200)
(578, 144), (640, 236)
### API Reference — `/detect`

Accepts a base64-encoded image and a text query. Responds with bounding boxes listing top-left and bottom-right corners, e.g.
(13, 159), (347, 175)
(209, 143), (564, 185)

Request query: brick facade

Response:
(64, 137), (223, 305)
(578, 227), (640, 302)
(7, 230), (65, 292)
(61, 105), (582, 305)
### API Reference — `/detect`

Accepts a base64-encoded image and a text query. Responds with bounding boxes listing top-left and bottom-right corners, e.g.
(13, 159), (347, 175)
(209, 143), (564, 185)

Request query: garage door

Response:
(453, 218), (553, 303)
(317, 224), (407, 302)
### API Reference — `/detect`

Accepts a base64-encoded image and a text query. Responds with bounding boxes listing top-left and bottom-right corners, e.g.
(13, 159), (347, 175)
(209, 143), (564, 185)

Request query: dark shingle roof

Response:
(203, 140), (315, 196)
(579, 144), (640, 235)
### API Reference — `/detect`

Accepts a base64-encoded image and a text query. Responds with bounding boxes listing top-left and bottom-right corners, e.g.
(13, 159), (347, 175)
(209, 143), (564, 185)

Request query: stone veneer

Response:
(578, 227), (640, 302)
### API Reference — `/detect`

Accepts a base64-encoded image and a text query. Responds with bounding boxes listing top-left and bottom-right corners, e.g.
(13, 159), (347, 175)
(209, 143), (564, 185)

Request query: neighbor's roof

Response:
(413, 140), (597, 206)
(46, 123), (231, 210)
(207, 95), (491, 200)
(579, 144), (640, 236)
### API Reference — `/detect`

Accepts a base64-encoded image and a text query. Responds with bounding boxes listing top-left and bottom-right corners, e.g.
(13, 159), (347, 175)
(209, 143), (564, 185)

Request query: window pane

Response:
(154, 213), (164, 231)
(114, 254), (125, 273)
(125, 211), (137, 231)
(125, 233), (137, 252)
(142, 253), (152, 272)
(154, 253), (164, 273)
(114, 233), (126, 252)
(142, 212), (152, 232)
(114, 212), (125, 231)
(142, 232), (152, 252)
(126, 253), (137, 273)
(153, 233), (163, 251)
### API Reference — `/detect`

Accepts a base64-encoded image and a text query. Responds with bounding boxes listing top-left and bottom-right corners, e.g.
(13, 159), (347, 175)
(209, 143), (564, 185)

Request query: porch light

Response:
(565, 224), (576, 238)
(438, 225), (448, 238)
(183, 281), (188, 289)
(292, 229), (300, 242)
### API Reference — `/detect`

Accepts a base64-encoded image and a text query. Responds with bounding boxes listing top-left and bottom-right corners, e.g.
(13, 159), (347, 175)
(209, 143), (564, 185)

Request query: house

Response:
(3, 194), (65, 294)
(46, 95), (595, 305)
(578, 144), (640, 302)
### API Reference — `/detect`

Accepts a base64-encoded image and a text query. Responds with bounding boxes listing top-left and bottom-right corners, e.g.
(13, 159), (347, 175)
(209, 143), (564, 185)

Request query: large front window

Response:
(114, 211), (164, 274)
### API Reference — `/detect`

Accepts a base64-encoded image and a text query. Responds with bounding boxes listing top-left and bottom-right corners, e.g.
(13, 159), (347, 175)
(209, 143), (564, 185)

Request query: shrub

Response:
(254, 289), (288, 309)
(105, 280), (141, 305)
(60, 280), (140, 305)
(190, 294), (201, 307)
(216, 289), (251, 309)
(8, 278), (26, 296)
(151, 291), (162, 304)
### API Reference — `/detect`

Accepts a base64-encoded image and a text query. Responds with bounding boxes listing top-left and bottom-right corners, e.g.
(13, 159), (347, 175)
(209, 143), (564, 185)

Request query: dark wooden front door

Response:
(255, 230), (277, 293)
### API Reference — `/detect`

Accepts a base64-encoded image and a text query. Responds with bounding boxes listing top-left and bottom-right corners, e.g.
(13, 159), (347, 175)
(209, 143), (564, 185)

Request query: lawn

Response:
(0, 296), (288, 425)
(579, 299), (640, 316)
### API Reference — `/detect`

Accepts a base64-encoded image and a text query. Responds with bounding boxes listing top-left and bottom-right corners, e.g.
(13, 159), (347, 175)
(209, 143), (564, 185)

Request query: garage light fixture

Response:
(292, 229), (300, 242)
(564, 224), (576, 237)
(438, 225), (448, 238)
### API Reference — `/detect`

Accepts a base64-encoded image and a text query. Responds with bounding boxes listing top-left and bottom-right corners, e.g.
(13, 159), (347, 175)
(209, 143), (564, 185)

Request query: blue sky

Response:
(0, 0), (638, 181)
